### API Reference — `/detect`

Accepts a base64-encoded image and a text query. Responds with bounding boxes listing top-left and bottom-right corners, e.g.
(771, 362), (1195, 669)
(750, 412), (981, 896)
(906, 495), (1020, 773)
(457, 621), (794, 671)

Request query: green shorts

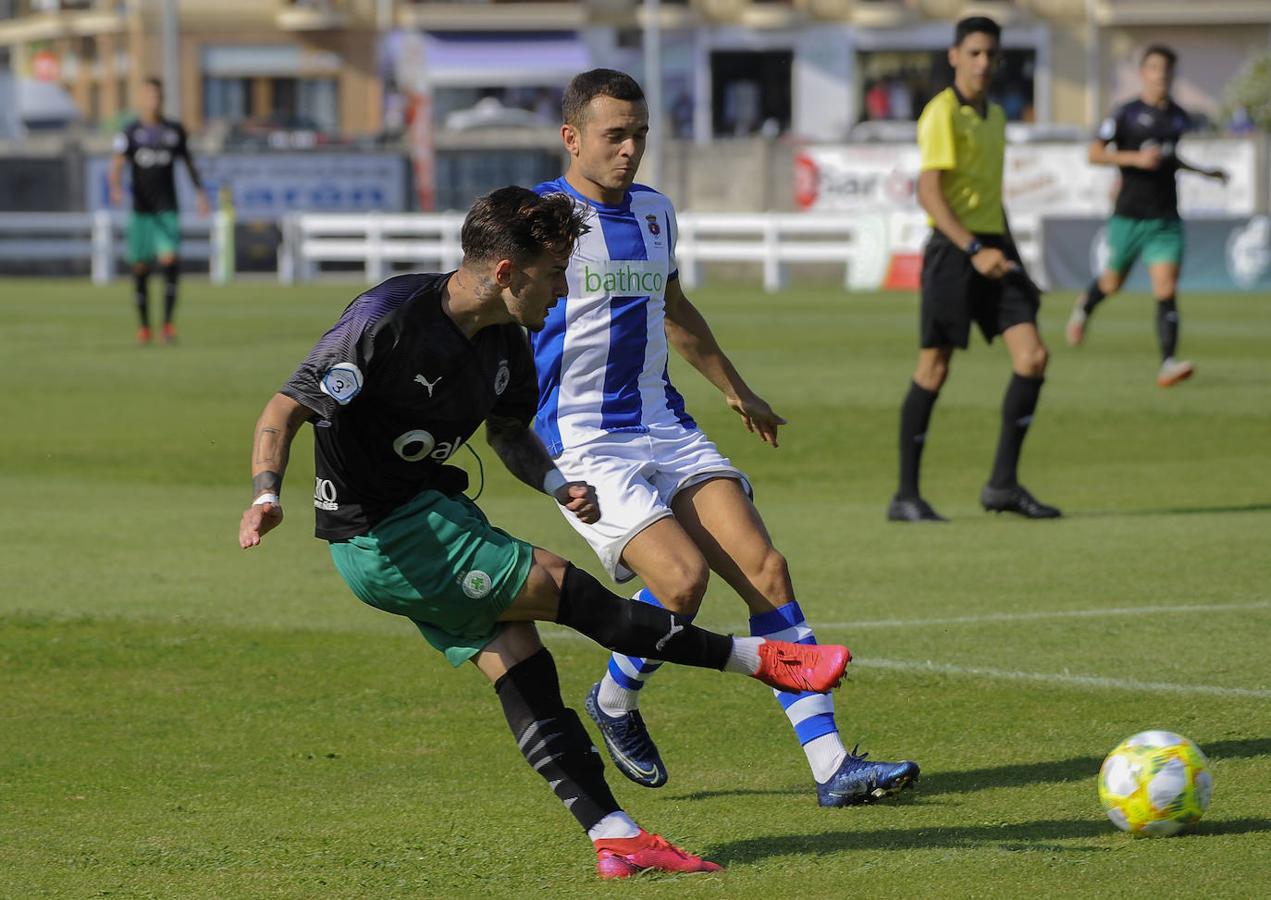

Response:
(1105, 215), (1184, 275)
(329, 491), (535, 667)
(126, 211), (181, 264)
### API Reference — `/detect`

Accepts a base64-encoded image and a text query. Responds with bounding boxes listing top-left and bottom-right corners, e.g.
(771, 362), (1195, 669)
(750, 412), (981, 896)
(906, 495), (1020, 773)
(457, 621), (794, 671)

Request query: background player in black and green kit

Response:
(1066, 45), (1227, 387)
(888, 16), (1060, 523)
(236, 187), (850, 879)
(109, 77), (209, 345)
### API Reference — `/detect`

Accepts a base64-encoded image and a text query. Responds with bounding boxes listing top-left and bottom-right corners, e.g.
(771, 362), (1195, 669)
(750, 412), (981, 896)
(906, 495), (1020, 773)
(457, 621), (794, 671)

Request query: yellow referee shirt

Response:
(917, 86), (1006, 235)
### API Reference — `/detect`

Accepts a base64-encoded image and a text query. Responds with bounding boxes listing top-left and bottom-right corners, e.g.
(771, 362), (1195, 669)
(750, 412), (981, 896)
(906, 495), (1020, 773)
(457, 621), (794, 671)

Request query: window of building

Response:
(203, 76), (254, 124)
(857, 48), (1037, 123)
(710, 49), (792, 138)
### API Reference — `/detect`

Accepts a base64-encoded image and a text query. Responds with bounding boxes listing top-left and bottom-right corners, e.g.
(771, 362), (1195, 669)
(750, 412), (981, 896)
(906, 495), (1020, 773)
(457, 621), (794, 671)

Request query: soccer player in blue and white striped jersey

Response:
(530, 69), (918, 807)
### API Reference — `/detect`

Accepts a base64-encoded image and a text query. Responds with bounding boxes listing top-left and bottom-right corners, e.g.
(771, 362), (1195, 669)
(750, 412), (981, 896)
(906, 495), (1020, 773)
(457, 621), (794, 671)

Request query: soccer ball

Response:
(1098, 730), (1212, 836)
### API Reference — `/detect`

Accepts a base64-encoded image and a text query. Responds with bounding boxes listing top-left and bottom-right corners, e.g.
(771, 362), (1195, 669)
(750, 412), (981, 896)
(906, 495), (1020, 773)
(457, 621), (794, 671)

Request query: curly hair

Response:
(461, 186), (588, 265)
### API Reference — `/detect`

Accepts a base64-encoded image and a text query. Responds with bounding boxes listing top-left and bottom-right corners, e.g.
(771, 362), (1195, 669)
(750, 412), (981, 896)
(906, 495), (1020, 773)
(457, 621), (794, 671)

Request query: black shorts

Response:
(920, 231), (1040, 349)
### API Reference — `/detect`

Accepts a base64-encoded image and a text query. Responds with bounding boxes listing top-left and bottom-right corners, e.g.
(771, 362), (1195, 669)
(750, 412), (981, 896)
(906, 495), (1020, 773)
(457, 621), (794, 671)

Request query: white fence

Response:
(0, 211), (233, 284)
(278, 210), (1043, 292)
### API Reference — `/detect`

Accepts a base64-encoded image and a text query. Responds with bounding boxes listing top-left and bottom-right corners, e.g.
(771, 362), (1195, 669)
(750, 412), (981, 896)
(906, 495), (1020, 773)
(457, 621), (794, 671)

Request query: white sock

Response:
(724, 637), (764, 675)
(596, 671), (640, 716)
(588, 810), (641, 841)
(805, 732), (849, 784)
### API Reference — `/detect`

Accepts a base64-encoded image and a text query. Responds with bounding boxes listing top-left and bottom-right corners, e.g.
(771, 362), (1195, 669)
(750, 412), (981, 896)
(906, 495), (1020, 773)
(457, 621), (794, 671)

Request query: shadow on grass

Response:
(1071, 502), (1271, 519)
(676, 737), (1271, 802)
(921, 737), (1271, 796)
(708, 817), (1271, 863)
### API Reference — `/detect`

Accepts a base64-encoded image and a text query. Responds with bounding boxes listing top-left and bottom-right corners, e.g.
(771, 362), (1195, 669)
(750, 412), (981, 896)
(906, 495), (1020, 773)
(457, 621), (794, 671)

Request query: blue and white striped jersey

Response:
(530, 177), (695, 456)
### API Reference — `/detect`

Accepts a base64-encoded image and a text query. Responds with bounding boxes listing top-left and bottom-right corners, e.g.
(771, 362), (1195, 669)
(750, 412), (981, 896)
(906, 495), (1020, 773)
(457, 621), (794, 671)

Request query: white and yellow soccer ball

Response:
(1098, 730), (1212, 836)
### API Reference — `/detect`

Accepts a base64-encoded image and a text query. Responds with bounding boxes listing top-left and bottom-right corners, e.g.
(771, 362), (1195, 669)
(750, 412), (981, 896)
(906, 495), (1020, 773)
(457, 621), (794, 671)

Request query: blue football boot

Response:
(817, 745), (919, 807)
(583, 682), (668, 788)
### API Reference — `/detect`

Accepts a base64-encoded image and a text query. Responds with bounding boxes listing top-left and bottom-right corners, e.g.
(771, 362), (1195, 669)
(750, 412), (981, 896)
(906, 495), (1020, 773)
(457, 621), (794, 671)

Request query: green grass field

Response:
(2, 277), (1269, 898)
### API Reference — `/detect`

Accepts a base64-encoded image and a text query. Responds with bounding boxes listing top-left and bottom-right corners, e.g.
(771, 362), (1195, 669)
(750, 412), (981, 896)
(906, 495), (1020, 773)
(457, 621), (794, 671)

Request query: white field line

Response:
(807, 600), (1271, 632)
(852, 658), (1271, 699)
(538, 600), (1271, 698)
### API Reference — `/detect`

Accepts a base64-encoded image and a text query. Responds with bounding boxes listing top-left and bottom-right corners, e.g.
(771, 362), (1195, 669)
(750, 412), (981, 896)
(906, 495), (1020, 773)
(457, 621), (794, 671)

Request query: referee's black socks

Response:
(989, 374), (1044, 490)
(1081, 278), (1107, 316)
(1156, 296), (1179, 361)
(898, 381), (939, 499)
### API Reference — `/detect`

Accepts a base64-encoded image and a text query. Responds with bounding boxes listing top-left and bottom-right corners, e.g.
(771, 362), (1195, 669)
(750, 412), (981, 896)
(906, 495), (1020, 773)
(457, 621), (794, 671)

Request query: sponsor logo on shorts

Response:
(313, 477), (339, 511)
(460, 570), (493, 599)
(320, 363), (363, 405)
(494, 360), (510, 396)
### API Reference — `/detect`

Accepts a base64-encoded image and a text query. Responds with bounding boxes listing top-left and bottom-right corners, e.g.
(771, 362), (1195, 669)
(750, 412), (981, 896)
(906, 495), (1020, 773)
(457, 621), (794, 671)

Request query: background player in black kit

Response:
(1066, 46), (1228, 387)
(109, 77), (209, 345)
(236, 187), (850, 879)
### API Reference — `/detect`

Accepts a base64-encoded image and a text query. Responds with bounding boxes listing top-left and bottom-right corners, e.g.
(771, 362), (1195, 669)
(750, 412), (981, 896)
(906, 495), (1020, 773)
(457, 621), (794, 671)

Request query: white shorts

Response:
(553, 426), (751, 583)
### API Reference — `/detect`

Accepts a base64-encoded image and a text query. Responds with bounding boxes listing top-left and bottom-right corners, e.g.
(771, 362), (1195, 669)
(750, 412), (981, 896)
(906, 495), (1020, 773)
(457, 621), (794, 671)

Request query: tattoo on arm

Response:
(485, 415), (553, 491)
(249, 395), (308, 498)
(253, 471), (282, 496)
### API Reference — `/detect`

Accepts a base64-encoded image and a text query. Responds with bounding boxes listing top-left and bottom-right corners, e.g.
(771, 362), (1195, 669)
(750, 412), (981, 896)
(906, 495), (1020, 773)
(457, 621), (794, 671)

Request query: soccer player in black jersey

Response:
(237, 187), (850, 879)
(109, 78), (208, 345)
(1066, 46), (1228, 387)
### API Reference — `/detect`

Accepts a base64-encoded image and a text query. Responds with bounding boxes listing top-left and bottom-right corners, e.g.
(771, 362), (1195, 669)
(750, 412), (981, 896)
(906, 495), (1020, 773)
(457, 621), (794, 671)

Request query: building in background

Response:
(2, 2), (1269, 141)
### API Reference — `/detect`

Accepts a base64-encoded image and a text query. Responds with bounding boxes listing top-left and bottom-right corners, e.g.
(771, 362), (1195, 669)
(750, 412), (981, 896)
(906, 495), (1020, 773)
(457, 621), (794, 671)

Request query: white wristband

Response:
(542, 469), (567, 497)
(253, 492), (281, 507)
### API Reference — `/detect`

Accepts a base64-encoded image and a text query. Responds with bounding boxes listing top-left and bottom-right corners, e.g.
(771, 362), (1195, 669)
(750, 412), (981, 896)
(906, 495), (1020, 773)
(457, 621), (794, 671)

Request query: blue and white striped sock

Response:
(749, 600), (848, 783)
(595, 589), (694, 716)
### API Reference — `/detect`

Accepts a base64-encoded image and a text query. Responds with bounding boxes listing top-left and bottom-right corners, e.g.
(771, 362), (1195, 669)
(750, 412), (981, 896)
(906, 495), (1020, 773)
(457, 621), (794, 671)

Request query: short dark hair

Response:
(954, 16), (1001, 46)
(1141, 45), (1177, 69)
(562, 69), (645, 127)
(461, 187), (588, 266)
(143, 77), (163, 95)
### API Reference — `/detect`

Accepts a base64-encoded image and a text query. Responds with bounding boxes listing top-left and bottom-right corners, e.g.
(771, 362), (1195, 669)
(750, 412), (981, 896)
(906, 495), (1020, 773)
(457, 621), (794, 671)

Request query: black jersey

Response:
(113, 118), (198, 214)
(1096, 98), (1190, 220)
(280, 273), (539, 541)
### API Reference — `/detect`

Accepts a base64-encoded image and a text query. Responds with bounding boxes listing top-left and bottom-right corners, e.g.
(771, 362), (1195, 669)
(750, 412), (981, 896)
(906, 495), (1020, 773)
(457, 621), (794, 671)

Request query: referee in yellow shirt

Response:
(888, 16), (1060, 522)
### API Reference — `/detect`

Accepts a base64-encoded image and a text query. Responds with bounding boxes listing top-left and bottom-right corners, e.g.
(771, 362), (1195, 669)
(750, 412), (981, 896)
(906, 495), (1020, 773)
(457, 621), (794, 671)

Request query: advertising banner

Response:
(86, 153), (409, 221)
(795, 139), (1255, 217)
(1043, 216), (1271, 292)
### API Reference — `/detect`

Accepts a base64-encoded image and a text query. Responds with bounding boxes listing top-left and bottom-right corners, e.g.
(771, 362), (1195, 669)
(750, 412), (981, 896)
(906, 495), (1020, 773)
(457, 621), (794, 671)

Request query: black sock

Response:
(1156, 296), (1179, 361)
(556, 564), (732, 669)
(989, 374), (1044, 490)
(495, 648), (619, 833)
(161, 262), (179, 324)
(133, 269), (150, 329)
(898, 380), (938, 499)
(1081, 279), (1107, 316)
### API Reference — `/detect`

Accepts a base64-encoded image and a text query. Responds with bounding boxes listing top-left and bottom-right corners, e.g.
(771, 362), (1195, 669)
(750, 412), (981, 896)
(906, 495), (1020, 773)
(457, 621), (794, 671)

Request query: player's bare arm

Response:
(1175, 155), (1228, 183)
(108, 153), (126, 208)
(918, 168), (1011, 279)
(663, 278), (786, 447)
(486, 413), (600, 523)
(1088, 138), (1162, 171)
(178, 136), (211, 217)
(239, 392), (312, 548)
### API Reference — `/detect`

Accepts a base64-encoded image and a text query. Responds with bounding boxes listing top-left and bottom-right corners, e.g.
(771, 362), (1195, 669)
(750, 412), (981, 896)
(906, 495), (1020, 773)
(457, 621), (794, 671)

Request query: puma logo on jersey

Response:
(655, 616), (685, 652)
(414, 373), (442, 397)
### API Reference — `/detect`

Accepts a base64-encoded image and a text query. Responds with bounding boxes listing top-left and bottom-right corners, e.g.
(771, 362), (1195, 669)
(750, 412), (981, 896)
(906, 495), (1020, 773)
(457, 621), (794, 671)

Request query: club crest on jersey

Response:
(645, 215), (661, 236)
(320, 362), (363, 405)
(494, 360), (510, 396)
